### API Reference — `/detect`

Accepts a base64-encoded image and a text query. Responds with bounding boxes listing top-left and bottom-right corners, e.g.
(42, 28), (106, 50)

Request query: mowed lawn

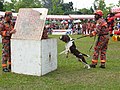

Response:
(0, 35), (120, 90)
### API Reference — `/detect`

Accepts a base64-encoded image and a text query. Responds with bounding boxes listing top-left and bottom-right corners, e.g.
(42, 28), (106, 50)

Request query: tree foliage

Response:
(3, 0), (17, 11)
(116, 0), (120, 7)
(0, 0), (4, 11)
(15, 0), (42, 12)
(3, 0), (42, 12)
(58, 2), (74, 15)
(42, 0), (64, 14)
(93, 0), (110, 18)
(61, 2), (73, 12)
(79, 8), (94, 15)
(0, 0), (119, 16)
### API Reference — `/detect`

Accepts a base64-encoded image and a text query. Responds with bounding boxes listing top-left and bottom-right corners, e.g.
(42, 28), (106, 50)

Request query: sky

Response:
(64, 0), (119, 9)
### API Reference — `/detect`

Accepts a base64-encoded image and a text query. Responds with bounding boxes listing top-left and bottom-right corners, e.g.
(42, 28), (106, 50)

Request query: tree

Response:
(60, 2), (74, 15)
(15, 0), (42, 12)
(79, 8), (91, 14)
(99, 0), (106, 10)
(3, 0), (17, 11)
(117, 0), (120, 7)
(93, 0), (109, 18)
(93, 0), (99, 10)
(90, 6), (94, 14)
(3, 0), (42, 12)
(93, 0), (106, 10)
(0, 0), (4, 11)
(61, 2), (73, 12)
(42, 0), (64, 14)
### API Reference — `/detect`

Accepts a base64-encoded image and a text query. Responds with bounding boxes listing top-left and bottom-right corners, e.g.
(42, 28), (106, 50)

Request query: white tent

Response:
(0, 11), (5, 16)
(73, 20), (81, 23)
(69, 15), (94, 19)
(111, 7), (120, 13)
(46, 15), (71, 20)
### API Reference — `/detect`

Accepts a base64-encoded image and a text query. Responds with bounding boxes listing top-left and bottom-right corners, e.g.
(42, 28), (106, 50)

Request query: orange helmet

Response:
(94, 10), (103, 16)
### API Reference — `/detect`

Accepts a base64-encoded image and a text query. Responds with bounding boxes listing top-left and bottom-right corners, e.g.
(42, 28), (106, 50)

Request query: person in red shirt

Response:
(89, 10), (109, 68)
(82, 22), (87, 34)
(106, 13), (115, 36)
(0, 11), (16, 72)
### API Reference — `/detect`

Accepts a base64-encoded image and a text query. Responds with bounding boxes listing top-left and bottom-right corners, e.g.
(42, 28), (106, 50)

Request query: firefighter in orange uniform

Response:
(0, 11), (16, 72)
(89, 10), (109, 68)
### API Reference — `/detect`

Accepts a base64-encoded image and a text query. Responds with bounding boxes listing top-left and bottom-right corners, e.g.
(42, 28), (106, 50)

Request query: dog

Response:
(59, 35), (90, 69)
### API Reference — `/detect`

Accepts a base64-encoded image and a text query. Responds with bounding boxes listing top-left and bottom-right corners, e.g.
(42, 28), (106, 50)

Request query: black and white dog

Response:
(59, 35), (90, 69)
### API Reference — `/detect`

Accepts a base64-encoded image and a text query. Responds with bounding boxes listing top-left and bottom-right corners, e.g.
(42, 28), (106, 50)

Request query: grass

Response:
(0, 35), (120, 90)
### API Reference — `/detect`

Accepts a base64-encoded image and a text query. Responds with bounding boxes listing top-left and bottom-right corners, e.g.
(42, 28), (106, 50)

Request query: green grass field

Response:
(0, 35), (120, 90)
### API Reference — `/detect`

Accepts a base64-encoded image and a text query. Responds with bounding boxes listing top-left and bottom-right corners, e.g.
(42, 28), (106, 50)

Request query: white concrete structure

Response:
(11, 8), (57, 76)
(11, 39), (57, 76)
(0, 36), (2, 43)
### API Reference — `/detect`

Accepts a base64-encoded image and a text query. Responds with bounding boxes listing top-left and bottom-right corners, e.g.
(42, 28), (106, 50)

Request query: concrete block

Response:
(11, 39), (57, 76)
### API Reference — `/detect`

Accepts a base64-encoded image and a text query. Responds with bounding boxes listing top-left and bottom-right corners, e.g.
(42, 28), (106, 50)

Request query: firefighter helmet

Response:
(94, 10), (103, 16)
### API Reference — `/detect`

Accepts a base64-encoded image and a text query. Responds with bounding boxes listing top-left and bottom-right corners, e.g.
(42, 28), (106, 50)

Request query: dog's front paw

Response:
(87, 65), (91, 69)
(84, 64), (90, 69)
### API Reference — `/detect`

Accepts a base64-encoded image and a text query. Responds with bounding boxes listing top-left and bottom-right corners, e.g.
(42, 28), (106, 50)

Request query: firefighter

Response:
(89, 10), (109, 68)
(0, 11), (16, 72)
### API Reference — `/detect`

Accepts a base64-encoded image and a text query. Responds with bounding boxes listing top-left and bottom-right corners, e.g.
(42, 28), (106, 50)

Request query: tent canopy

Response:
(69, 15), (94, 19)
(46, 15), (94, 20)
(111, 7), (120, 13)
(115, 13), (120, 18)
(46, 15), (71, 20)
(1, 11), (95, 20)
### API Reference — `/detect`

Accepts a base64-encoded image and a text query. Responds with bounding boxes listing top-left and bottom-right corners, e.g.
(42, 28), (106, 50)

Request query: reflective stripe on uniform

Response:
(2, 64), (7, 67)
(92, 59), (98, 63)
(101, 60), (106, 63)
(2, 31), (6, 36)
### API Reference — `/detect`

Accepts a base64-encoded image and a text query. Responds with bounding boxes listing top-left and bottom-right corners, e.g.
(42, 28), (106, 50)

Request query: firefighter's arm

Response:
(0, 22), (11, 36)
(1, 29), (16, 37)
(10, 29), (16, 34)
(10, 23), (16, 34)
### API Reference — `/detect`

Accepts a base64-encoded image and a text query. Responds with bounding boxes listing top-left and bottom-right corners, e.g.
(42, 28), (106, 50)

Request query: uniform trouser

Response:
(92, 35), (109, 65)
(2, 39), (11, 68)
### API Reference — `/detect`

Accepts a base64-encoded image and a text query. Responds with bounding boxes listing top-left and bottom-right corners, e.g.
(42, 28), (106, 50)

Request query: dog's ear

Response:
(59, 35), (65, 41)
(66, 35), (70, 42)
(59, 35), (70, 43)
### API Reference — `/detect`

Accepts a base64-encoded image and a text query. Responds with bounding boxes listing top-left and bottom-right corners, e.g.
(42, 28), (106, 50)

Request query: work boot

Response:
(3, 68), (10, 72)
(89, 64), (96, 68)
(99, 64), (105, 68)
